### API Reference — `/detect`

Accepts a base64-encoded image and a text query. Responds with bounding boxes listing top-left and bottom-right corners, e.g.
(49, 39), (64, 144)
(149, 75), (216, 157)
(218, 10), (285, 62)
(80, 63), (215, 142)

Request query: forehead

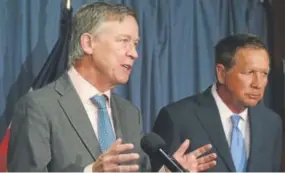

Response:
(234, 48), (270, 68)
(96, 15), (139, 39)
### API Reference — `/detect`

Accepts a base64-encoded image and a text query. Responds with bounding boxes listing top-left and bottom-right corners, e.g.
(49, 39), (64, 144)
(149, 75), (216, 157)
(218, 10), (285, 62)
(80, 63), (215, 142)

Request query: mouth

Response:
(121, 64), (132, 71)
(248, 94), (261, 99)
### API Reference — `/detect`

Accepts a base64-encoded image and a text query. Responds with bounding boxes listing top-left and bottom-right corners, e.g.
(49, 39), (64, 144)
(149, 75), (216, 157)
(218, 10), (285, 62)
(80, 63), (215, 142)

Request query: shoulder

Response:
(258, 104), (282, 126)
(12, 80), (64, 125)
(11, 83), (59, 133)
(16, 82), (58, 108)
(250, 102), (283, 135)
(155, 93), (208, 127)
(161, 92), (206, 114)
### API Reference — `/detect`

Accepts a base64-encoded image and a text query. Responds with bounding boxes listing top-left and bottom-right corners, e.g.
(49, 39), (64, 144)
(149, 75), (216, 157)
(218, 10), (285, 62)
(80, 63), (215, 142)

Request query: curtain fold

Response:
(0, 0), (272, 135)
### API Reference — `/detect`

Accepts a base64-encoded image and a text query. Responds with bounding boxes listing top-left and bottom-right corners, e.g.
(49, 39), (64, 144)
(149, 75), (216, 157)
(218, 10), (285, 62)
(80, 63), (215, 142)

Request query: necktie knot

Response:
(231, 115), (240, 128)
(91, 95), (107, 109)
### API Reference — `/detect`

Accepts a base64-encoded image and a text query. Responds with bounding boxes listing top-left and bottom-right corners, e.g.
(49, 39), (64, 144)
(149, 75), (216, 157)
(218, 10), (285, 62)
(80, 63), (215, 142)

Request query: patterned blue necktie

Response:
(91, 95), (115, 152)
(230, 115), (247, 172)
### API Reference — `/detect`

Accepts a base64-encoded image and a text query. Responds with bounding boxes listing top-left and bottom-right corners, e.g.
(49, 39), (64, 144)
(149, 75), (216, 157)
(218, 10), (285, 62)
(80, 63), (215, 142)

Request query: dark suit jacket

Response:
(8, 73), (150, 172)
(152, 86), (283, 172)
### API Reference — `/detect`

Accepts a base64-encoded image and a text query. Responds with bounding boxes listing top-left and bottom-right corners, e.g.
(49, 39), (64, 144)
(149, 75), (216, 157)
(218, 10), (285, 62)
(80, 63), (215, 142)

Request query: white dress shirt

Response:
(211, 84), (250, 158)
(68, 67), (165, 172)
(68, 66), (115, 138)
(68, 66), (115, 172)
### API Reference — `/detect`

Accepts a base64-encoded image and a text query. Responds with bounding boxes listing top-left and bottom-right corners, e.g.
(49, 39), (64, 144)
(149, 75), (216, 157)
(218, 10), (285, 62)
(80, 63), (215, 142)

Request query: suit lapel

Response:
(195, 88), (236, 172)
(55, 73), (101, 160)
(110, 95), (124, 140)
(246, 104), (264, 171)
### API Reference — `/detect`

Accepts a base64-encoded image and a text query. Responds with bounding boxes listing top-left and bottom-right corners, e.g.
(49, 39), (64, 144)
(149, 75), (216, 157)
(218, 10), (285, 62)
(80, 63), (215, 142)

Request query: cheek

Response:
(105, 50), (123, 68)
(259, 78), (268, 95)
(237, 74), (253, 87)
(226, 76), (250, 95)
(111, 44), (125, 58)
(262, 77), (268, 87)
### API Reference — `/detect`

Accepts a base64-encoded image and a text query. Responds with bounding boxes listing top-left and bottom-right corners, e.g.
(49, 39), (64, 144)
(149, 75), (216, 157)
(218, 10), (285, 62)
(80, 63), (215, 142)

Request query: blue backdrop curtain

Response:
(0, 0), (272, 136)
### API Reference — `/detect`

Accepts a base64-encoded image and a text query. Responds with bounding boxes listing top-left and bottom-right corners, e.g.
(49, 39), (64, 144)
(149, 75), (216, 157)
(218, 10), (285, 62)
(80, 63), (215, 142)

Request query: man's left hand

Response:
(172, 139), (217, 172)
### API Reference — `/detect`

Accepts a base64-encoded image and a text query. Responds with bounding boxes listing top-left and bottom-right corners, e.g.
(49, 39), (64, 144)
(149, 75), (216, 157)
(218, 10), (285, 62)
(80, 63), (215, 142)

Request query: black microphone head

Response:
(140, 132), (166, 155)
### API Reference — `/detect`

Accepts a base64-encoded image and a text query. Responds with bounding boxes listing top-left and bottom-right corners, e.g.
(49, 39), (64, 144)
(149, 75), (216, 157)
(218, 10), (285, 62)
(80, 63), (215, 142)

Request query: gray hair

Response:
(68, 2), (136, 67)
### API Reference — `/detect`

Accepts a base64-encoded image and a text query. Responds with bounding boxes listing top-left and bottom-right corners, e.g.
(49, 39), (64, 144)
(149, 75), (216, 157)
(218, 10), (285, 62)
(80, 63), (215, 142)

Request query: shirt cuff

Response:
(159, 166), (169, 172)
(83, 163), (93, 172)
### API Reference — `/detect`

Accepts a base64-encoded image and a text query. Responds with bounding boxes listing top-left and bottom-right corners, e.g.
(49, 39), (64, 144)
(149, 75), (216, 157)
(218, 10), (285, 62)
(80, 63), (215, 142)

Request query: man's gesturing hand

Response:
(173, 139), (217, 172)
(92, 138), (140, 172)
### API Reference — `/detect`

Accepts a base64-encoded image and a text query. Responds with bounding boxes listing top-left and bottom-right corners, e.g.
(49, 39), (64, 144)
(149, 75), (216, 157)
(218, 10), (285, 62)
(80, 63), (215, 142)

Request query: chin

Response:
(244, 100), (260, 107)
(114, 73), (130, 84)
(117, 78), (129, 84)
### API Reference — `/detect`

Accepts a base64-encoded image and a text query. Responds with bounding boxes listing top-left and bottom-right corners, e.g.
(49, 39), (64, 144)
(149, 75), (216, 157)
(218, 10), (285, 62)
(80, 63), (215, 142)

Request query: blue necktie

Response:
(91, 95), (115, 152)
(230, 115), (247, 172)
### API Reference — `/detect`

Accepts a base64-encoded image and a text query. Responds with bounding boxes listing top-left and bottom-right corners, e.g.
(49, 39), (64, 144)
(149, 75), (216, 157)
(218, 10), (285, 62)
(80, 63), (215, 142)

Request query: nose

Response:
(251, 73), (267, 89)
(127, 44), (138, 60)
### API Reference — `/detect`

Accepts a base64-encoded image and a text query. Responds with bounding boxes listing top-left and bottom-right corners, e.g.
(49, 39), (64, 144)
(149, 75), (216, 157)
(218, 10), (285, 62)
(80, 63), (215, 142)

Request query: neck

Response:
(73, 58), (114, 93)
(216, 83), (246, 114)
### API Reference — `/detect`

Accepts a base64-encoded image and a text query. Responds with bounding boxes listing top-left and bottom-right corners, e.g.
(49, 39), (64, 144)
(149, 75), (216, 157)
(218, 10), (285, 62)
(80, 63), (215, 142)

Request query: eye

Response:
(242, 71), (253, 75)
(133, 41), (139, 47)
(120, 38), (129, 43)
(262, 72), (269, 76)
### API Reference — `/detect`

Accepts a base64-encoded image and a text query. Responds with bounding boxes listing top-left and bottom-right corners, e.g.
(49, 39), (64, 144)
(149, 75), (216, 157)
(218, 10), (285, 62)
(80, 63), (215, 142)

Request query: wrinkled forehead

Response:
(234, 48), (270, 68)
(95, 15), (139, 39)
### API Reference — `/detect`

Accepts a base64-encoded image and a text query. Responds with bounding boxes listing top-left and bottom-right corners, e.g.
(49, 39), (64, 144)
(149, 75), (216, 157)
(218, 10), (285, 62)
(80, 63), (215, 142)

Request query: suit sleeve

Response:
(151, 107), (181, 171)
(7, 96), (51, 172)
(272, 116), (283, 172)
(136, 108), (152, 172)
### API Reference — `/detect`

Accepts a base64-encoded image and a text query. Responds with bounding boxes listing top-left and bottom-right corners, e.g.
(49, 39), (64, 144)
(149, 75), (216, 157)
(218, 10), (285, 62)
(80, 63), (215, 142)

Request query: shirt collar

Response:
(68, 66), (111, 107)
(211, 83), (247, 121)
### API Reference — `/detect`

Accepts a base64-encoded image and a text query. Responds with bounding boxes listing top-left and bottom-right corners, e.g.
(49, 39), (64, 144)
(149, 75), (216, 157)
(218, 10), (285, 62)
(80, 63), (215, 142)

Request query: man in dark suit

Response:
(153, 33), (283, 172)
(8, 2), (217, 172)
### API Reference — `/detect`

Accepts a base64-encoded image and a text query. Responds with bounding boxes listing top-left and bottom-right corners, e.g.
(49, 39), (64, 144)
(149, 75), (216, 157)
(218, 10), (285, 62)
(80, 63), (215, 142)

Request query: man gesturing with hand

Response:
(8, 2), (216, 172)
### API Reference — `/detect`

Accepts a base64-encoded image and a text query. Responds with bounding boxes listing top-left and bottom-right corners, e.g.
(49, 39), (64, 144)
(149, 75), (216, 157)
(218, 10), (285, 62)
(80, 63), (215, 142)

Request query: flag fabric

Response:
(0, 128), (9, 172)
(32, 3), (72, 90)
(0, 2), (72, 171)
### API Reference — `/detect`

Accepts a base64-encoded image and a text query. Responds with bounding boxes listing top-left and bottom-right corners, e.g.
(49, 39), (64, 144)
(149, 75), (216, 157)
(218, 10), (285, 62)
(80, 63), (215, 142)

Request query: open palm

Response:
(172, 140), (217, 172)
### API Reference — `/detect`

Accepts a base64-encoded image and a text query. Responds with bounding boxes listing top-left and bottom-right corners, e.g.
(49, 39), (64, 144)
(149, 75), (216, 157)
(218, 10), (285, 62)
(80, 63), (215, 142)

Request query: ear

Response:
(80, 33), (93, 55)
(216, 64), (226, 84)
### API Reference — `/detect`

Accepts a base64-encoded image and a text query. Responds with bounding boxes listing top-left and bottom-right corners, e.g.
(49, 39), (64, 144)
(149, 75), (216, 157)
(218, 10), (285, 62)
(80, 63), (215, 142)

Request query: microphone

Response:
(141, 132), (188, 172)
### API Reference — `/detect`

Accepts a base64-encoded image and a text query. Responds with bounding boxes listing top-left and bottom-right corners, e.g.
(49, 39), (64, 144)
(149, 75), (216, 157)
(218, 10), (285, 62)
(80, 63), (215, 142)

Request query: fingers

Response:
(197, 153), (217, 165)
(96, 153), (140, 172)
(173, 139), (190, 157)
(191, 144), (212, 158)
(105, 138), (139, 164)
(196, 153), (217, 172)
(111, 138), (123, 147)
(92, 139), (140, 172)
(113, 164), (140, 172)
(101, 164), (139, 172)
(108, 138), (134, 154)
(110, 153), (140, 163)
(197, 160), (217, 172)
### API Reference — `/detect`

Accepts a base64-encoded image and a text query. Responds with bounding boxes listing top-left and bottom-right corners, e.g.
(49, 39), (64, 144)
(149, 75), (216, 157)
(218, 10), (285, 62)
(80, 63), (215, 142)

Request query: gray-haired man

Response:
(8, 2), (216, 172)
